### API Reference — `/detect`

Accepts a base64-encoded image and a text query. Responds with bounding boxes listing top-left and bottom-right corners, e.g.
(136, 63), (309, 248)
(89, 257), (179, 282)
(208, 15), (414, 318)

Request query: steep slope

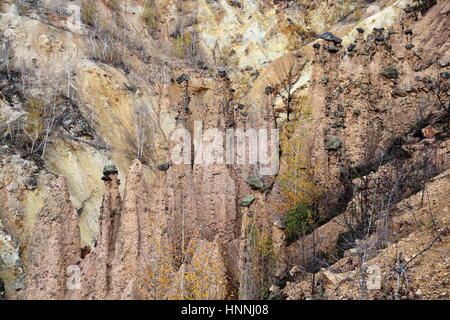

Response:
(0, 0), (448, 300)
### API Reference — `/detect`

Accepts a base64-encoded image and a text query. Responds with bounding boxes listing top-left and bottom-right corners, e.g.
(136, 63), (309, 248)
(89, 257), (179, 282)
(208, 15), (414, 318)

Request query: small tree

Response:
(268, 59), (307, 122)
(277, 117), (319, 214)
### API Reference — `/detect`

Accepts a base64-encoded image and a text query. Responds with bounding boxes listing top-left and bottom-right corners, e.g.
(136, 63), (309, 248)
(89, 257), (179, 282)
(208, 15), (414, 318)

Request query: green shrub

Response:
(142, 1), (156, 28)
(283, 204), (315, 243)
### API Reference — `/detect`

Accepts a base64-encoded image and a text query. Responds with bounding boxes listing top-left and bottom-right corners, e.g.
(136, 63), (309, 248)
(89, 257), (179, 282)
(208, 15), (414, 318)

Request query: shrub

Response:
(283, 204), (315, 243)
(142, 1), (156, 28)
(105, 0), (121, 11)
(173, 34), (192, 58)
(81, 0), (97, 26)
(278, 118), (319, 210)
(23, 97), (46, 138)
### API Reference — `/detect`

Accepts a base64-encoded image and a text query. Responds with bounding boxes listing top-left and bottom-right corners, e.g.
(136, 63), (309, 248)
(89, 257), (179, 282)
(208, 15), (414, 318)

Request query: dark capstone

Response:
(246, 174), (265, 190)
(238, 103), (245, 109)
(347, 43), (356, 52)
(101, 175), (112, 182)
(197, 61), (208, 70)
(356, 28), (364, 34)
(318, 32), (342, 44)
(157, 162), (171, 171)
(313, 43), (321, 49)
(320, 77), (329, 84)
(218, 68), (227, 78)
(103, 164), (118, 176)
(239, 194), (255, 207)
(375, 34), (385, 42)
(373, 27), (385, 32)
(405, 43), (415, 50)
(404, 29), (413, 35)
(176, 74), (190, 84)
(24, 177), (37, 190)
(353, 109), (361, 116)
(229, 0), (242, 8)
(327, 45), (339, 53)
(440, 72), (450, 79)
(265, 86), (274, 95)
(381, 67), (399, 79)
(325, 136), (342, 151)
(404, 7), (413, 13)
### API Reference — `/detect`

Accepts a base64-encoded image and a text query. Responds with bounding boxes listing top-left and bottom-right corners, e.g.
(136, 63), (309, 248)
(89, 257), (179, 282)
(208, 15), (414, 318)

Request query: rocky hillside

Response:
(0, 0), (448, 299)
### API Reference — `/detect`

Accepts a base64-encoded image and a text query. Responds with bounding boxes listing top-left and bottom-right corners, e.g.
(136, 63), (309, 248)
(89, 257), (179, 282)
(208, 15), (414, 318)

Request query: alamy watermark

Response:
(44, 4), (280, 175)
(170, 122), (280, 176)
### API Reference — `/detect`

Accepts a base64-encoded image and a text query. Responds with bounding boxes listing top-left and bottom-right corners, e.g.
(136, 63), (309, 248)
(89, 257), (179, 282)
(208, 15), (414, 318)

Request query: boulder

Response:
(176, 74), (190, 84)
(393, 87), (408, 97)
(239, 194), (255, 207)
(218, 68), (227, 78)
(325, 136), (342, 150)
(157, 162), (171, 171)
(381, 67), (398, 79)
(103, 163), (118, 176)
(375, 33), (385, 42)
(246, 174), (265, 190)
(265, 86), (274, 95)
(24, 177), (37, 190)
(327, 45), (340, 53)
(318, 32), (342, 44)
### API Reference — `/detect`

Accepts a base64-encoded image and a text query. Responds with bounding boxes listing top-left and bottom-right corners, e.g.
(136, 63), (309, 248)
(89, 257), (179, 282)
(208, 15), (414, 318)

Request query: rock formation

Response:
(0, 0), (448, 300)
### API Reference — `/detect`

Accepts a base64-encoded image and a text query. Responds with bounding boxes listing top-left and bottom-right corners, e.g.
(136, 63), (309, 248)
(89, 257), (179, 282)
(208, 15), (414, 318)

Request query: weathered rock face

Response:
(0, 221), (24, 298)
(283, 169), (450, 300)
(0, 0), (448, 300)
(25, 177), (81, 300)
(302, 0), (450, 215)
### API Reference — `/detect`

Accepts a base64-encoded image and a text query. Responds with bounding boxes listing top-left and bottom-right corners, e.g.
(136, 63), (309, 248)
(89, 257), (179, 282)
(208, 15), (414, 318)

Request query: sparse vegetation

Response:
(173, 32), (199, 63)
(283, 204), (315, 243)
(81, 0), (98, 26)
(105, 0), (121, 11)
(142, 0), (157, 29)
